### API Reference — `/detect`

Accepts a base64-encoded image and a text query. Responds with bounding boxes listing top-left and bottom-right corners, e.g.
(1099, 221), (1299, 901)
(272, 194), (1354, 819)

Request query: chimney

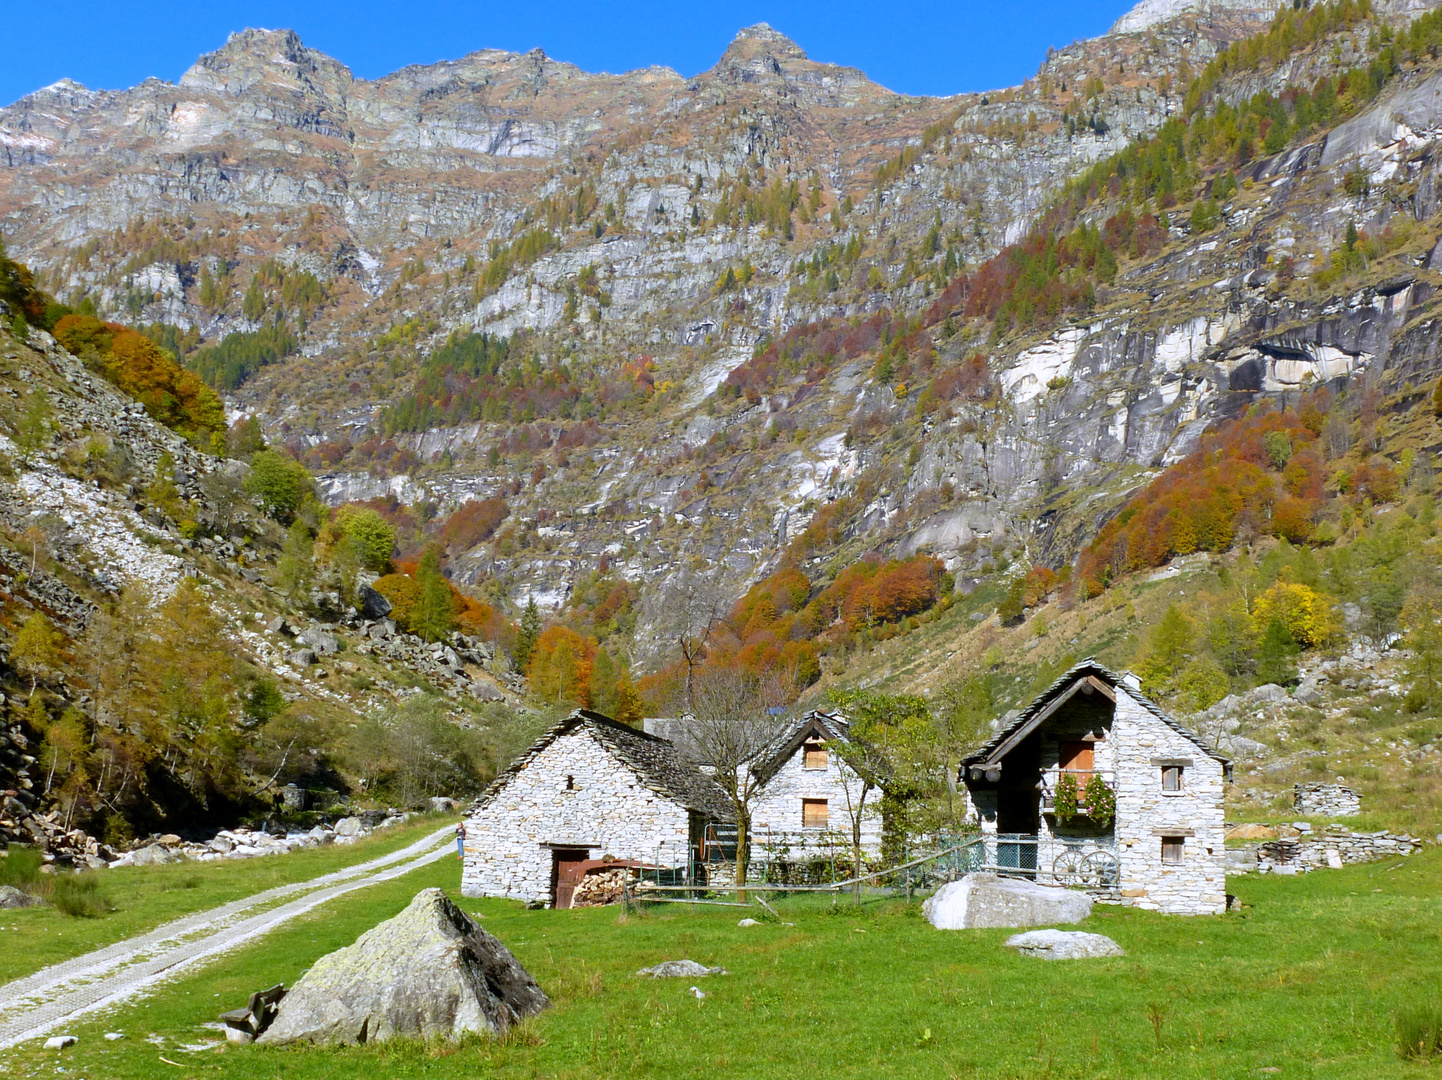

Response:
(1120, 671), (1141, 692)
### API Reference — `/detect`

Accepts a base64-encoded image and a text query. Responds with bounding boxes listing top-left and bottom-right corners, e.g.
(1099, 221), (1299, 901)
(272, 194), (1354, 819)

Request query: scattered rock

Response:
(636, 960), (729, 978)
(44, 1035), (76, 1049)
(923, 873), (1093, 930)
(127, 843), (180, 866)
(288, 648), (317, 668)
(103, 1032), (124, 1041)
(333, 817), (365, 838)
(1225, 823), (1276, 840)
(266, 616), (290, 636)
(1005, 929), (1125, 959)
(737, 918), (760, 927)
(358, 584), (393, 620)
(298, 628), (338, 656)
(0, 884), (41, 908)
(428, 797), (459, 813)
(259, 888), (548, 1045)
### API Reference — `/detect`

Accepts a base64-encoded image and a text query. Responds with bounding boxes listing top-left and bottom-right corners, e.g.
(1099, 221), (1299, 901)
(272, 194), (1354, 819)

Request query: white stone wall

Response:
(460, 728), (692, 903)
(1111, 689), (1227, 916)
(750, 745), (882, 864)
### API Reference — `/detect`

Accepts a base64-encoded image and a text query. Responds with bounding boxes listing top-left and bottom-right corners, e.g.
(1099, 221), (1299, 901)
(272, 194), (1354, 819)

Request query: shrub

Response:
(0, 843), (45, 890)
(1396, 1000), (1442, 1060)
(52, 871), (112, 918)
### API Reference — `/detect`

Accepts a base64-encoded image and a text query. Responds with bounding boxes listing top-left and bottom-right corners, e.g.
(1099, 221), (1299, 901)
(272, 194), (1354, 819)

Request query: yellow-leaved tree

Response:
(1253, 580), (1334, 648)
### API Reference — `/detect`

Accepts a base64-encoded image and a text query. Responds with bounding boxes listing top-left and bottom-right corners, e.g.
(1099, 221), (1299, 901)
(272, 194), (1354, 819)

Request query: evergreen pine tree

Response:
(1255, 616), (1300, 685)
(411, 549), (455, 643)
(515, 596), (542, 672)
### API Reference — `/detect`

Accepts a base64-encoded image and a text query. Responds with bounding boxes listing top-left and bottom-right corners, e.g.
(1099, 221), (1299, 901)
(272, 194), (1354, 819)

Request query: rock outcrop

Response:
(259, 888), (548, 1045)
(923, 873), (1095, 930)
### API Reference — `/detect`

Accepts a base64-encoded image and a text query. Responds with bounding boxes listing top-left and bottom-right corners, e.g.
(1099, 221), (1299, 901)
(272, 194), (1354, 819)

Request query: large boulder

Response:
(923, 873), (1093, 930)
(258, 888), (548, 1046)
(358, 584), (393, 621)
(1005, 929), (1125, 959)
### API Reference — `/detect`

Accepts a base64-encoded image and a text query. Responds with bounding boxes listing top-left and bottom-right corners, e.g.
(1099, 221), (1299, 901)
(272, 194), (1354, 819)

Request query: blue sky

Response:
(4, 1), (1137, 107)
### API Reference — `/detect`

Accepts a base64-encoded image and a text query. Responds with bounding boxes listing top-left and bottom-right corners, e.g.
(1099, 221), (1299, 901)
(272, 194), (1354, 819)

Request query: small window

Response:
(1161, 836), (1185, 865)
(565, 775), (576, 791)
(802, 798), (828, 828)
(803, 741), (828, 770)
(1161, 765), (1184, 792)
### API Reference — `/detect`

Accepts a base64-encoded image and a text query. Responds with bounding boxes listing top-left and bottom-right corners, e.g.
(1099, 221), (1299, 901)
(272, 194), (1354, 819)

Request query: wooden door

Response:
(551, 848), (590, 909)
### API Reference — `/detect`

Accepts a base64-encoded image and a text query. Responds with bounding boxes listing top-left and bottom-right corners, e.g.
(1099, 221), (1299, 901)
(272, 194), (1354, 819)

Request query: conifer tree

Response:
(515, 596), (542, 671)
(1255, 616), (1300, 685)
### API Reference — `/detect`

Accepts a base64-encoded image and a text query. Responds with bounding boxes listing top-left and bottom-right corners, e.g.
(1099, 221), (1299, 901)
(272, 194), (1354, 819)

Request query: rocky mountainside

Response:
(4, 0), (1442, 681)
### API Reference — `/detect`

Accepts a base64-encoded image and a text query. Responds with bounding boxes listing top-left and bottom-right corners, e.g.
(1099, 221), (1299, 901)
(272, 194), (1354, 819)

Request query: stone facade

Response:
(461, 712), (730, 904)
(749, 727), (882, 870)
(1110, 685), (1227, 916)
(1293, 782), (1362, 817)
(963, 661), (1229, 916)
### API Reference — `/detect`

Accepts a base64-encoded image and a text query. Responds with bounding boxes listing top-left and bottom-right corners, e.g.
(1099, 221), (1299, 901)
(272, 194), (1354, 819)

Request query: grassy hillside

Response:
(2, 849), (1440, 1077)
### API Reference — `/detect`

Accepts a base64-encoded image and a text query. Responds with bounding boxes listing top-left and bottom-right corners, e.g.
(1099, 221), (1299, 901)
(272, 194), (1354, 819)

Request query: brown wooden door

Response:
(551, 848), (590, 909)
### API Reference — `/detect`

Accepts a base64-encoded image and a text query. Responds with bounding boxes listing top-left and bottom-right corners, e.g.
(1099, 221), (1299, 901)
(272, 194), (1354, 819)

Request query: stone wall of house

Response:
(460, 728), (691, 903)
(749, 744), (882, 868)
(1112, 688), (1228, 916)
(1293, 782), (1362, 817)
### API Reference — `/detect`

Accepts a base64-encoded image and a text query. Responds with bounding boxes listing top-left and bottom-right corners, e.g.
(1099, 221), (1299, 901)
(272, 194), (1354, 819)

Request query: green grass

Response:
(4, 847), (1441, 1078)
(0, 814), (453, 984)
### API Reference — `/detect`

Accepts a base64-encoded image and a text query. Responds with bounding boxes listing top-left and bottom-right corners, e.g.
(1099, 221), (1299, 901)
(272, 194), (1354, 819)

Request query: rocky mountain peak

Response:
(178, 27), (354, 99)
(711, 22), (809, 80)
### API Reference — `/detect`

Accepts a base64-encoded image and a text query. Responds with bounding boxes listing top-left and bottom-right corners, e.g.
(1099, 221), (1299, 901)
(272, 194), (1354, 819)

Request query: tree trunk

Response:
(851, 782), (870, 905)
(733, 807), (749, 903)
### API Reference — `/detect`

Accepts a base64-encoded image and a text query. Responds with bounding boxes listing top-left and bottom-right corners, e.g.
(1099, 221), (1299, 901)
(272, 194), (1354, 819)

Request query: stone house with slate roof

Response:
(961, 660), (1231, 915)
(748, 710), (883, 870)
(460, 710), (733, 907)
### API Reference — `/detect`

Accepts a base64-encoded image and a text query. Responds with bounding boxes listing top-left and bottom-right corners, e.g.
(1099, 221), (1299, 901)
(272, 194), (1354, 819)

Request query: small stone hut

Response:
(461, 710), (733, 907)
(748, 710), (883, 869)
(961, 660), (1231, 915)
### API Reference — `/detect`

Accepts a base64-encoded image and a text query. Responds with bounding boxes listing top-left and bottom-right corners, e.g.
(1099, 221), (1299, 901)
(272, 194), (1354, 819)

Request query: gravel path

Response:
(0, 825), (454, 1049)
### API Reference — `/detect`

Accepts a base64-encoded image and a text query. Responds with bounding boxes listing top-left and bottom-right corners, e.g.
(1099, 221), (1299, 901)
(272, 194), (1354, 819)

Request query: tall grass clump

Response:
(52, 872), (111, 918)
(1397, 1000), (1442, 1060)
(0, 843), (47, 891)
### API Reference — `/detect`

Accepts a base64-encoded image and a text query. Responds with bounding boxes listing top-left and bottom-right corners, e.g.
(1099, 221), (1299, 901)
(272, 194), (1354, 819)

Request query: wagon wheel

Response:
(1052, 849), (1084, 882)
(1079, 850), (1120, 887)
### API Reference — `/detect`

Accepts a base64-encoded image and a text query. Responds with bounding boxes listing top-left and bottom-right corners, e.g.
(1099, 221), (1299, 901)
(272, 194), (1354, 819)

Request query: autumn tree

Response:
(12, 612), (62, 695)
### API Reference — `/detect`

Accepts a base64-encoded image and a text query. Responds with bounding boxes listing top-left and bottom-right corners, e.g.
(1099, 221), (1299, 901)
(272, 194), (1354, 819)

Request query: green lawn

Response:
(0, 815), (453, 984)
(3, 845), (1440, 1078)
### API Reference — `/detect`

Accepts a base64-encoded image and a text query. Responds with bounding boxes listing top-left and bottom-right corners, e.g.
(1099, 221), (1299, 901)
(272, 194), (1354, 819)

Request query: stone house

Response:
(747, 710), (883, 872)
(961, 660), (1231, 916)
(461, 710), (733, 907)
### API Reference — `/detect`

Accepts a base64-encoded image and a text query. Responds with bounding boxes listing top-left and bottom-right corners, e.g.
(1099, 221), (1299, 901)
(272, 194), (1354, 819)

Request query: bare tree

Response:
(669, 571), (725, 709)
(676, 665), (794, 893)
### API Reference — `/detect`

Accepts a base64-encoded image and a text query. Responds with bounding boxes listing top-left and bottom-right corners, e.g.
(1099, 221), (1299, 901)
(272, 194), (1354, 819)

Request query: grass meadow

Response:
(2, 843), (1440, 1079)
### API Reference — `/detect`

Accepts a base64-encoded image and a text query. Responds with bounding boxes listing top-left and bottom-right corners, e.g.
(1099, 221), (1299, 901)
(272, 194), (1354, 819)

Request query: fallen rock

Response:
(358, 584), (393, 621)
(923, 873), (1093, 930)
(1005, 929), (1125, 959)
(333, 817), (365, 838)
(258, 888), (547, 1045)
(299, 628), (338, 656)
(128, 842), (180, 866)
(737, 918), (760, 927)
(0, 884), (41, 908)
(103, 1032), (124, 1041)
(288, 648), (317, 668)
(44, 1035), (76, 1049)
(636, 960), (729, 978)
(428, 797), (459, 813)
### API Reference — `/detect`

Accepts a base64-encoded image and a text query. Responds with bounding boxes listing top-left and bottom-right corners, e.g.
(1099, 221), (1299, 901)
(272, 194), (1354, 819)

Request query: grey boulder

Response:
(0, 884), (41, 908)
(298, 628), (338, 656)
(1005, 929), (1125, 959)
(636, 960), (728, 978)
(258, 888), (547, 1046)
(128, 843), (181, 866)
(923, 873), (1093, 929)
(332, 817), (365, 837)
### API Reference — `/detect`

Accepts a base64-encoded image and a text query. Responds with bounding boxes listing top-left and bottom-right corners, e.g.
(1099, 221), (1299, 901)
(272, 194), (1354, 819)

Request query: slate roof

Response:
(961, 658), (1230, 767)
(749, 709), (855, 786)
(476, 709), (735, 821)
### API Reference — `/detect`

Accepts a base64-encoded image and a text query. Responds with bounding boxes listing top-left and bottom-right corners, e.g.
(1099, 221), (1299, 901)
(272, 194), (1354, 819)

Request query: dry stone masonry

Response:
(1293, 782), (1362, 817)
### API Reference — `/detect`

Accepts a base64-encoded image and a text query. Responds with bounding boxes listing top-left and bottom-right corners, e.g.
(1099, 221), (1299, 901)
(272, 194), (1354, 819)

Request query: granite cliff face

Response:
(5, 1), (1442, 667)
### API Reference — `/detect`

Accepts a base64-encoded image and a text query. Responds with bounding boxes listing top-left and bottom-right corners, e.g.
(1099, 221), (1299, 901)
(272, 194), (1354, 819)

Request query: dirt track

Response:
(0, 825), (453, 1049)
